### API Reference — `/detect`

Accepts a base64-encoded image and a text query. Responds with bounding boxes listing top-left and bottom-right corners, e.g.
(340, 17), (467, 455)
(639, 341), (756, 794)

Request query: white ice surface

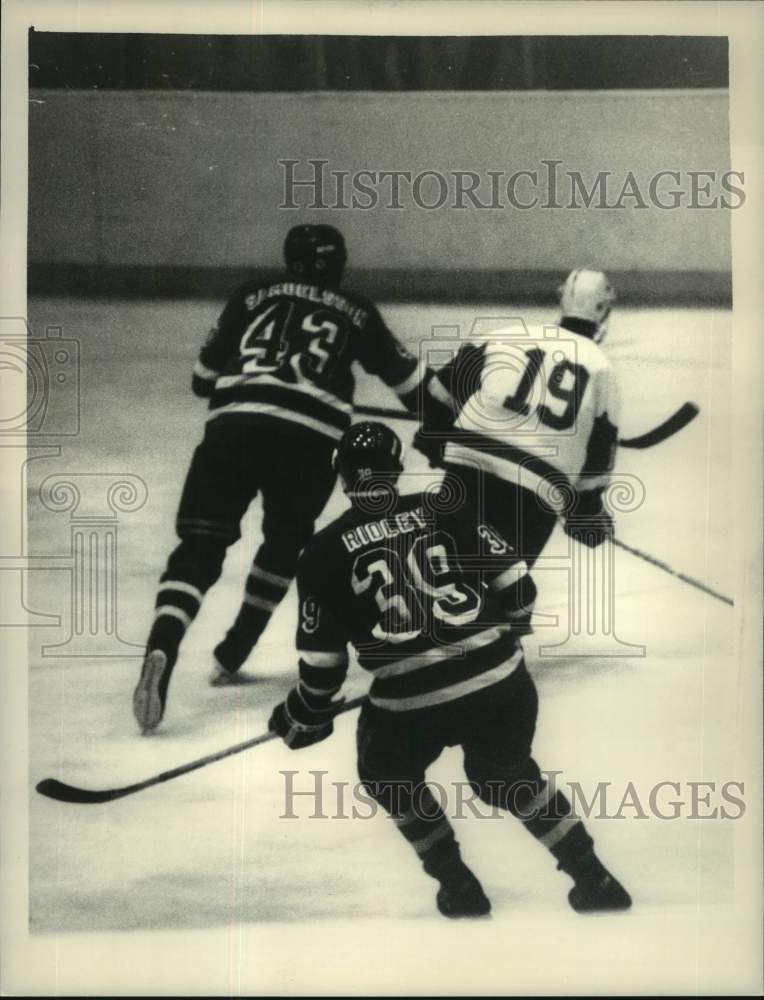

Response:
(20, 299), (754, 995)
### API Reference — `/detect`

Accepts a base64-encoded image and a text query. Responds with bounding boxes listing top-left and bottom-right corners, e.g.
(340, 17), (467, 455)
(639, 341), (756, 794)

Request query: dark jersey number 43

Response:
(240, 303), (348, 378)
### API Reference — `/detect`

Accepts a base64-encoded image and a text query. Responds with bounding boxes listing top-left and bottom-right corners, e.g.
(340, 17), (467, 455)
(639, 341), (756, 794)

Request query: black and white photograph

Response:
(1, 1), (762, 994)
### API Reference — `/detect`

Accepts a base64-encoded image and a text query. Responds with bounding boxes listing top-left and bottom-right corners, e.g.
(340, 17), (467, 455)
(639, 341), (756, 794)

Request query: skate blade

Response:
(209, 660), (257, 687)
(209, 671), (258, 687)
(133, 650), (168, 733)
(568, 884), (632, 913)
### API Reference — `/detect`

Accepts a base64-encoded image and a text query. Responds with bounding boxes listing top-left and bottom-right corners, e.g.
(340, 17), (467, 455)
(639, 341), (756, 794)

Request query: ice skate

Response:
(209, 628), (261, 686)
(568, 855), (632, 913)
(209, 654), (256, 687)
(435, 860), (491, 919)
(132, 649), (169, 733)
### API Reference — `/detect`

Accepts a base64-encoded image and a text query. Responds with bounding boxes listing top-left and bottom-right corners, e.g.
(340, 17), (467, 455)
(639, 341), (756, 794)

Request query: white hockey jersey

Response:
(429, 324), (620, 511)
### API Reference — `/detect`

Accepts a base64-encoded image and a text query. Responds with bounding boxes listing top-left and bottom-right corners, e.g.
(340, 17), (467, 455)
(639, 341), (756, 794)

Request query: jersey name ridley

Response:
(341, 506), (431, 553)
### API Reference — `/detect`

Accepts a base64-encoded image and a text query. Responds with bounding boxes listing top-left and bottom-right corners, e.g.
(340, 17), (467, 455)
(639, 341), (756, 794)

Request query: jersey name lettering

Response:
(341, 506), (430, 553)
(244, 283), (368, 328)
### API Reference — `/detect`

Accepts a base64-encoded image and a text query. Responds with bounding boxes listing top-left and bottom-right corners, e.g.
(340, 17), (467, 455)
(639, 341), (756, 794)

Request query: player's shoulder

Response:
(558, 326), (611, 368)
(333, 285), (390, 331)
(225, 278), (270, 307)
(300, 508), (357, 565)
(536, 324), (614, 379)
(394, 491), (432, 519)
(333, 285), (377, 312)
(428, 491), (478, 533)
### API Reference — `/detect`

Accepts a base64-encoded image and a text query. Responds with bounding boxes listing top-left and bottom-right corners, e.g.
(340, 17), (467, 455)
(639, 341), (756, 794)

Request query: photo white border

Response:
(2, 2), (761, 994)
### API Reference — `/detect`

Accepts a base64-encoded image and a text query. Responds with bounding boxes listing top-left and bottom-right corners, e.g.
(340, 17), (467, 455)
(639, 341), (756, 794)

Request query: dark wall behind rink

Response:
(28, 33), (729, 92)
(27, 35), (733, 303)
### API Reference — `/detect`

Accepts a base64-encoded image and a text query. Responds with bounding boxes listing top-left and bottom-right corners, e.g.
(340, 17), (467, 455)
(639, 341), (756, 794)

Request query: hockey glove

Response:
(269, 686), (345, 750)
(564, 509), (614, 548)
(412, 428), (445, 468)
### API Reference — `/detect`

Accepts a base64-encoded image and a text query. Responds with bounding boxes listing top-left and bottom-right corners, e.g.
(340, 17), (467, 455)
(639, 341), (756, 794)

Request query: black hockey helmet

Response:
(284, 224), (347, 284)
(332, 421), (404, 503)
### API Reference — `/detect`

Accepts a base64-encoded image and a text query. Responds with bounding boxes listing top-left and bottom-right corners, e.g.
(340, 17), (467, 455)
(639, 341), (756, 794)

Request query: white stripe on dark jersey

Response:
(369, 647), (523, 711)
(207, 402), (345, 441)
(367, 624), (514, 680)
(193, 359), (220, 381)
(214, 373), (353, 413)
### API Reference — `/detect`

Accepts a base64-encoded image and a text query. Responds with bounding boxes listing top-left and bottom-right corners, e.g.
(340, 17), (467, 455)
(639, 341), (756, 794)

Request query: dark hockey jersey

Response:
(193, 278), (432, 443)
(294, 491), (536, 713)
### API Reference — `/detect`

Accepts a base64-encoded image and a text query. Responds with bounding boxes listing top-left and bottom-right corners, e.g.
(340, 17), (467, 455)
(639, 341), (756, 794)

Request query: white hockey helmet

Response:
(559, 269), (616, 342)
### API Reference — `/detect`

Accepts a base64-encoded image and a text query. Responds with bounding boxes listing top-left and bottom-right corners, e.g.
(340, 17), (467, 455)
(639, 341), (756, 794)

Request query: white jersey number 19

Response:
(502, 347), (590, 431)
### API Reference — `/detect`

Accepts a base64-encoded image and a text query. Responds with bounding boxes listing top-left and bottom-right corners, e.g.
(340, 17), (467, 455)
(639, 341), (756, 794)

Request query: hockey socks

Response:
(149, 577), (204, 663)
(390, 785), (490, 918)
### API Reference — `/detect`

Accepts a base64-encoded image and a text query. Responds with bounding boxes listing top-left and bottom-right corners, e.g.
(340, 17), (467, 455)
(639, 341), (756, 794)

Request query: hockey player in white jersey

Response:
(414, 269), (620, 566)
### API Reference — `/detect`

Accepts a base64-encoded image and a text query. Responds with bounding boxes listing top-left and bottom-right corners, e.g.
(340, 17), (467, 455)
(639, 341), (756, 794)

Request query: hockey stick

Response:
(35, 695), (368, 805)
(354, 404), (422, 422)
(617, 402), (699, 449)
(613, 537), (733, 606)
(353, 402), (700, 450)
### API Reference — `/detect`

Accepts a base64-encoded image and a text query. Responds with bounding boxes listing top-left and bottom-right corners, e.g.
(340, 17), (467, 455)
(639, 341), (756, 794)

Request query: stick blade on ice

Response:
(35, 778), (134, 804)
(34, 697), (367, 806)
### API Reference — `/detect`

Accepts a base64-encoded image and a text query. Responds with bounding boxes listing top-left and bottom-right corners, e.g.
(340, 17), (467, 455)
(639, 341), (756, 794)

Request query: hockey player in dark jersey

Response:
(133, 225), (439, 733)
(269, 422), (631, 918)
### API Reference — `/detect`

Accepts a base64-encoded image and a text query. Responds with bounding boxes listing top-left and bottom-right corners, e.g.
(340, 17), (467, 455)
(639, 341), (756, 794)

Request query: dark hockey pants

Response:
(357, 663), (593, 881)
(146, 419), (336, 669)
